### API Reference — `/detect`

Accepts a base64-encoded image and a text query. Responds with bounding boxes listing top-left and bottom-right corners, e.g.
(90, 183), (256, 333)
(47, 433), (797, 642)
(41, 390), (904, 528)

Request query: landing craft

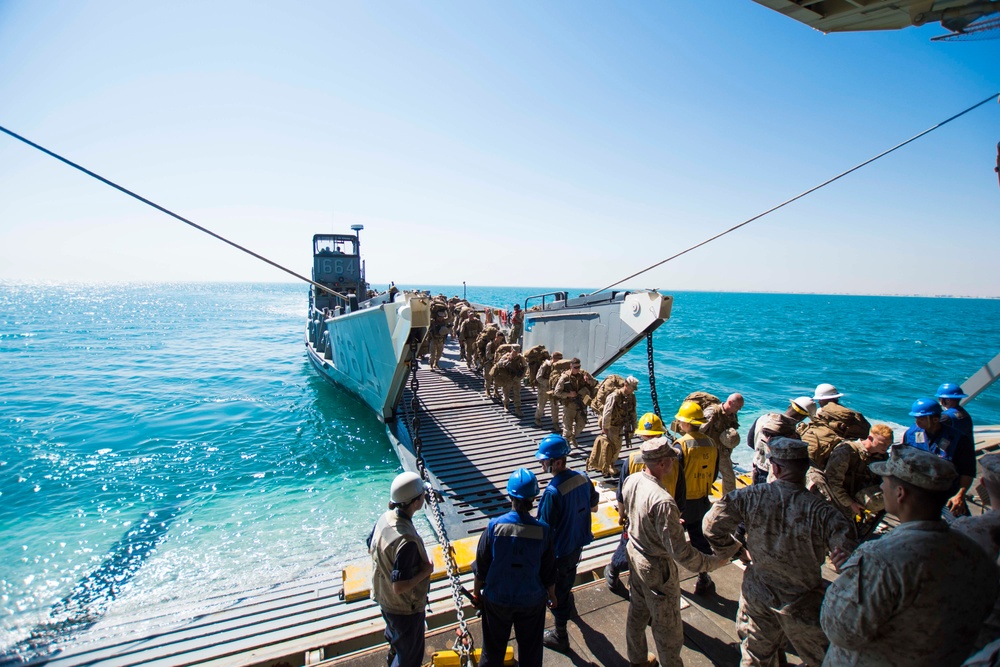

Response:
(752, 0), (1000, 39)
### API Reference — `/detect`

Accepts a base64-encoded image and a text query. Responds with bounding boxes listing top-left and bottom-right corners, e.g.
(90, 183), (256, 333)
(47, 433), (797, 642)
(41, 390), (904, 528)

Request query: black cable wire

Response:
(591, 92), (1000, 296)
(0, 124), (347, 299)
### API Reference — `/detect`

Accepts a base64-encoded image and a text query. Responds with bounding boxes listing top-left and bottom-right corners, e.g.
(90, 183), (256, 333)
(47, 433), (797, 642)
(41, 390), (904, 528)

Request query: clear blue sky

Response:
(1, 2), (997, 296)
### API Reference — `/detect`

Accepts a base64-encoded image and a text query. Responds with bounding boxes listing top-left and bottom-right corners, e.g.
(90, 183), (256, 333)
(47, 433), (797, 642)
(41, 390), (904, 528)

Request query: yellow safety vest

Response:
(678, 432), (718, 500)
(628, 451), (680, 500)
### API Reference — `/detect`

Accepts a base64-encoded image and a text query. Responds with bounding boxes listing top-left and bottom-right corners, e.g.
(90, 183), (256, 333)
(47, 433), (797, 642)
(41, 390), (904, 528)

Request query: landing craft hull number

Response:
(321, 258), (355, 275)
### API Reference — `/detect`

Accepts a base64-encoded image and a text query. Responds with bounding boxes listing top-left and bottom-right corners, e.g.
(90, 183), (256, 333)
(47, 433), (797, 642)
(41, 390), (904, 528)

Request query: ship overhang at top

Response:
(752, 0), (998, 32)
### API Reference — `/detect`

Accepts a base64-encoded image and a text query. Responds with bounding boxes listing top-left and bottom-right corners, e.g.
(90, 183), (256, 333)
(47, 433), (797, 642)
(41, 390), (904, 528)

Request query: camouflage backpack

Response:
(524, 345), (549, 366)
(548, 359), (573, 387)
(476, 326), (499, 356)
(799, 405), (871, 468)
(591, 375), (627, 415)
(493, 350), (526, 384)
(670, 391), (722, 434)
(523, 345), (549, 386)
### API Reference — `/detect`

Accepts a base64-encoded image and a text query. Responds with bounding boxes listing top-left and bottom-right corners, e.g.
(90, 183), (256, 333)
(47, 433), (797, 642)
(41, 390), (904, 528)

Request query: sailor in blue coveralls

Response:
(534, 434), (600, 653)
(902, 397), (976, 518)
(473, 468), (556, 667)
(936, 382), (975, 439)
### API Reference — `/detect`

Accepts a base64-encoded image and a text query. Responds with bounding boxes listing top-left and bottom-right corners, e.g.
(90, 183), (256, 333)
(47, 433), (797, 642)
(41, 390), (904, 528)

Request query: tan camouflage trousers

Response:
(735, 588), (828, 667)
(718, 444), (737, 496)
(625, 542), (683, 667)
(463, 338), (480, 367)
(534, 387), (560, 428)
(587, 429), (623, 476)
(483, 363), (497, 398)
(561, 402), (587, 447)
(500, 382), (521, 415)
(429, 338), (445, 369)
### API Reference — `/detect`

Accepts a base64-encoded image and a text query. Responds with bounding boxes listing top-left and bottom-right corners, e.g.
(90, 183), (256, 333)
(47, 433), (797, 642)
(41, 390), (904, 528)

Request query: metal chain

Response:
(407, 338), (477, 665)
(646, 331), (661, 418)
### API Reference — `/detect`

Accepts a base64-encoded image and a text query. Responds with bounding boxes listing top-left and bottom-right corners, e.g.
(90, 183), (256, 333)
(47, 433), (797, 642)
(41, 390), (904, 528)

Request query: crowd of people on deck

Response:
(367, 299), (999, 667)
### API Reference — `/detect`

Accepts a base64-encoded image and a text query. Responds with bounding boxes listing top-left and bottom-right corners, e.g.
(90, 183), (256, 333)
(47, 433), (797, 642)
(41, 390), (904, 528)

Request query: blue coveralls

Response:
(943, 405), (974, 440)
(537, 469), (599, 622)
(903, 423), (976, 517)
(474, 510), (556, 667)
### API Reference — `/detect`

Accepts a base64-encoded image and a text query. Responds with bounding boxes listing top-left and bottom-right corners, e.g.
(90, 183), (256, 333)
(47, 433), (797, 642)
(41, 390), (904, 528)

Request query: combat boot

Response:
(542, 622), (570, 653)
(694, 572), (715, 596)
(605, 564), (629, 599)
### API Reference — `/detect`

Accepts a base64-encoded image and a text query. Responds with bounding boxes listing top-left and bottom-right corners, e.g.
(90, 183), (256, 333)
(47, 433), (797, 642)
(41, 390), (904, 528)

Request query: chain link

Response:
(406, 338), (477, 665)
(646, 331), (661, 419)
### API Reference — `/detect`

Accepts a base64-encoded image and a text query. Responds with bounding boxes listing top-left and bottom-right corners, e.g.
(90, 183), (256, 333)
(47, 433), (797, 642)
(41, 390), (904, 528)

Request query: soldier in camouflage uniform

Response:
(492, 347), (527, 416)
(428, 300), (452, 370)
(553, 358), (589, 448)
(621, 438), (730, 667)
(533, 352), (563, 428)
(481, 331), (506, 400)
(699, 393), (744, 496)
(704, 437), (855, 667)
(823, 423), (892, 521)
(821, 445), (999, 667)
(459, 310), (484, 369)
(509, 303), (523, 344)
(453, 303), (471, 359)
(522, 345), (549, 389)
(587, 376), (638, 476)
(953, 453), (1000, 652)
(747, 400), (810, 485)
(799, 383), (871, 469)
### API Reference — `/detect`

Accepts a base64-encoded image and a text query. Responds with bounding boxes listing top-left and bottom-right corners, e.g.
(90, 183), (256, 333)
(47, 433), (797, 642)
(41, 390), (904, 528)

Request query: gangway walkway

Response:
(390, 339), (618, 539)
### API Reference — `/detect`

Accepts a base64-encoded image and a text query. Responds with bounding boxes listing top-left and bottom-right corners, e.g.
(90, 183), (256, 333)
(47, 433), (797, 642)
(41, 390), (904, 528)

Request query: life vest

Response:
(481, 511), (550, 607)
(369, 510), (429, 615)
(678, 432), (718, 500)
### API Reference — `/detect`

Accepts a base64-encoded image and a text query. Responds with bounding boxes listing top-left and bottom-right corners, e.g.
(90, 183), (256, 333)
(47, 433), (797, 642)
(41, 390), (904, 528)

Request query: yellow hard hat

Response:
(635, 412), (666, 436)
(675, 400), (706, 426)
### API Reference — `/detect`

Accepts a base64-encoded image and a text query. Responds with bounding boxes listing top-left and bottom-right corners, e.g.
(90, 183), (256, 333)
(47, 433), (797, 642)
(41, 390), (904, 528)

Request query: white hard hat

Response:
(812, 383), (844, 401)
(390, 472), (427, 504)
(791, 396), (817, 418)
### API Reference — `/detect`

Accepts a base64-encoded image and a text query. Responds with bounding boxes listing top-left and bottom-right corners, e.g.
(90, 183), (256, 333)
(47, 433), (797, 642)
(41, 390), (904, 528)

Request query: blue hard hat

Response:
(909, 397), (943, 418)
(935, 383), (968, 400)
(534, 434), (571, 461)
(507, 467), (539, 499)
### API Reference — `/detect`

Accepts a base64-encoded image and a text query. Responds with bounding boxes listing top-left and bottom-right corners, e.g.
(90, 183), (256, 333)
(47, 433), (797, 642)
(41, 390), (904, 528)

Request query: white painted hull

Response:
(306, 295), (429, 420)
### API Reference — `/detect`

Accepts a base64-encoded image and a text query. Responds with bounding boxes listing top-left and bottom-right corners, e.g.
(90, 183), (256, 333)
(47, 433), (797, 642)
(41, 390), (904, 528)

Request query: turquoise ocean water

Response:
(2, 282), (998, 657)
